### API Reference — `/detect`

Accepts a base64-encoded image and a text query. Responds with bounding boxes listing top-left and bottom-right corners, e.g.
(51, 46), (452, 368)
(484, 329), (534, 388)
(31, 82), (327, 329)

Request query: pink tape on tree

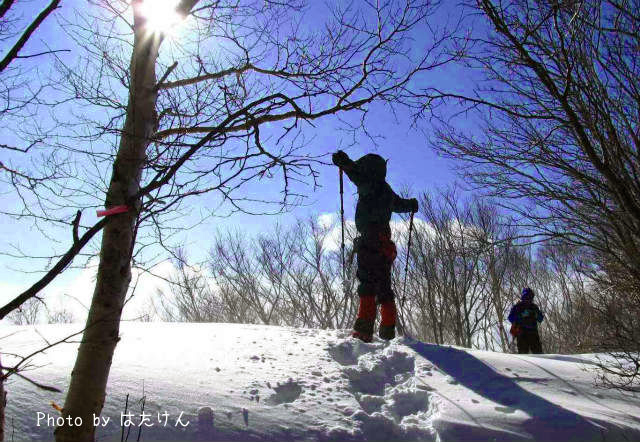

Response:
(96, 205), (129, 217)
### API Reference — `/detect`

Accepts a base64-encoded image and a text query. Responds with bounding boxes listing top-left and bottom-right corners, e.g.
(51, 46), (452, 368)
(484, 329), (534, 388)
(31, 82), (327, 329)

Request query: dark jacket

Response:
(334, 153), (415, 235)
(508, 301), (544, 330)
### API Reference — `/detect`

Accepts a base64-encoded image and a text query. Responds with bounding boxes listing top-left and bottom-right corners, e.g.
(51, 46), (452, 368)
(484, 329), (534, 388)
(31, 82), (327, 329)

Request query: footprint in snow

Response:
(265, 379), (303, 405)
(357, 394), (386, 413)
(327, 340), (381, 366)
(344, 350), (415, 396)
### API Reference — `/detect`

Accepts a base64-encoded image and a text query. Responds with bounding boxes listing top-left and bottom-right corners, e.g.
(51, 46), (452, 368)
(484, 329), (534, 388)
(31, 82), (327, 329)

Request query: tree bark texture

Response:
(54, 5), (161, 441)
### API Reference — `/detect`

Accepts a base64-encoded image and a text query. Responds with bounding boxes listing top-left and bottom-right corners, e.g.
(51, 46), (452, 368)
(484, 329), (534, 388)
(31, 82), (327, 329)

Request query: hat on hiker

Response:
(355, 153), (387, 181)
(521, 287), (534, 301)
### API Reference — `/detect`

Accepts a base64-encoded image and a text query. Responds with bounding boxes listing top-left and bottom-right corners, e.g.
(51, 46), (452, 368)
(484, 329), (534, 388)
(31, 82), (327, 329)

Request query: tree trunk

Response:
(0, 355), (6, 442)
(54, 6), (161, 441)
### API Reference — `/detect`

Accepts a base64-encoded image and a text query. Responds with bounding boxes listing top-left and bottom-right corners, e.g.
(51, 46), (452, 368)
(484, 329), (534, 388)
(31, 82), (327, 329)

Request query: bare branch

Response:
(0, 0), (62, 72)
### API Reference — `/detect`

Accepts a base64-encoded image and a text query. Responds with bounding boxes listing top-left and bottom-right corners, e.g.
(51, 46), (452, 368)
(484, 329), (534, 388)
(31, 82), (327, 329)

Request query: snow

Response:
(2, 322), (640, 441)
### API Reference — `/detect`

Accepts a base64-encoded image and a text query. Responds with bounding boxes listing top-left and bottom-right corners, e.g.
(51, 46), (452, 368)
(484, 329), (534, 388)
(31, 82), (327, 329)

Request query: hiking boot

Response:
(353, 317), (374, 338)
(379, 324), (395, 340)
(352, 330), (373, 343)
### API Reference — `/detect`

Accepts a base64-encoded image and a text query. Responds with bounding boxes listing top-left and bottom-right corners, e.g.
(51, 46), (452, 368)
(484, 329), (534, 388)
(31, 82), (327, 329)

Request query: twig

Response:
(15, 49), (70, 59)
(0, 217), (107, 320)
(121, 393), (129, 442)
(136, 394), (146, 442)
(72, 210), (81, 244)
(154, 61), (178, 91)
(14, 372), (61, 392)
(0, 0), (62, 72)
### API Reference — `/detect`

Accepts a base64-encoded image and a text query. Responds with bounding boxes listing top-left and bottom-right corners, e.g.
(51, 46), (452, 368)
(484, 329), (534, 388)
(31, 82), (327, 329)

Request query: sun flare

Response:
(137, 0), (184, 35)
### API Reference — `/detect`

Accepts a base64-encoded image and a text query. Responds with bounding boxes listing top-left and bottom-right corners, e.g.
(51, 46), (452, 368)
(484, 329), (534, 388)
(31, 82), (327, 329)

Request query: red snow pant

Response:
(353, 227), (397, 340)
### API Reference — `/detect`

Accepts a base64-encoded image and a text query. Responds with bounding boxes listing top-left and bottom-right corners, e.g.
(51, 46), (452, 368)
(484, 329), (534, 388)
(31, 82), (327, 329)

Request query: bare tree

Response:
(533, 239), (639, 386)
(419, 0), (639, 385)
(47, 307), (75, 324)
(0, 0), (81, 418)
(210, 229), (279, 324)
(402, 188), (490, 347)
(0, 0), (102, 326)
(154, 249), (224, 322)
(208, 216), (357, 328)
(6, 297), (41, 325)
(587, 263), (640, 390)
(471, 201), (523, 351)
(398, 187), (556, 352)
(284, 217), (357, 329)
(1, 0), (68, 189)
(38, 1), (462, 439)
(0, 1), (63, 73)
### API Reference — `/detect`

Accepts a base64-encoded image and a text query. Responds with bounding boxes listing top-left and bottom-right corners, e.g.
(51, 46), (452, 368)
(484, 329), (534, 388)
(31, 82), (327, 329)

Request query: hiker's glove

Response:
(332, 150), (349, 167)
(409, 198), (419, 213)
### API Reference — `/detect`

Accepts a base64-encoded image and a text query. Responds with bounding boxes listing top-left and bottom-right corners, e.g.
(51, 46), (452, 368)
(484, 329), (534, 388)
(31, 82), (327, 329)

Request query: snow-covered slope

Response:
(3, 322), (640, 441)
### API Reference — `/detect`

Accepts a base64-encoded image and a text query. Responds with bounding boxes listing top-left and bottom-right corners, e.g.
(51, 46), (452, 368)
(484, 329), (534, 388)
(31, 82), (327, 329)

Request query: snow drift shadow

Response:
(407, 341), (634, 442)
(515, 356), (640, 426)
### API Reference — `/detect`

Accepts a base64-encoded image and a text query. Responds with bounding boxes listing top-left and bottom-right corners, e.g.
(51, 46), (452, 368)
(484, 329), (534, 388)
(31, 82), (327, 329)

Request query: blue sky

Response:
(0, 0), (477, 317)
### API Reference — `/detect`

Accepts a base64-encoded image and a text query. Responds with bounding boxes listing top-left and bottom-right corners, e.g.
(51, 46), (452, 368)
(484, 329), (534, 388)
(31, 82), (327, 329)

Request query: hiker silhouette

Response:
(332, 150), (418, 342)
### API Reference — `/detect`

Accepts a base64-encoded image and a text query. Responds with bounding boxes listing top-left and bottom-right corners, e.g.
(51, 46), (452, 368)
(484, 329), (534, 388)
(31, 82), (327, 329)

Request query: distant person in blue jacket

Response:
(508, 287), (544, 354)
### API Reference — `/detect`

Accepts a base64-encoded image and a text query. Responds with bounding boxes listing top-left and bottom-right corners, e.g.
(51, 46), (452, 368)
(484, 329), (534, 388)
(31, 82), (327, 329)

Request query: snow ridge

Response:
(3, 323), (640, 441)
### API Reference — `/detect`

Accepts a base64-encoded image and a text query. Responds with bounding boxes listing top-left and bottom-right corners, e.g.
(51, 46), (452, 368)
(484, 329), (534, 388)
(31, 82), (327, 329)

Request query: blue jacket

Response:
(508, 301), (544, 330)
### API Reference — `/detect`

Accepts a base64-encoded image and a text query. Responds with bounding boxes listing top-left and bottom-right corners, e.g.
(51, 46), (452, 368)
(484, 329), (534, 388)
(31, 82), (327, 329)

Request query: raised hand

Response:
(332, 150), (349, 167)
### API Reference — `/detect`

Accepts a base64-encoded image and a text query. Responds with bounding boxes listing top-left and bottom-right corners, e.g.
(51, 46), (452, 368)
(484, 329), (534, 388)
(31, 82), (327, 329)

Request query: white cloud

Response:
(317, 213), (335, 230)
(317, 212), (435, 253)
(317, 212), (355, 252)
(1, 257), (178, 324)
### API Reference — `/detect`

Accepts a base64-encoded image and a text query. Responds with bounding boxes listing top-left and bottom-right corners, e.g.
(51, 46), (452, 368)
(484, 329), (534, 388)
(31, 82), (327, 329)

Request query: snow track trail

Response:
(325, 338), (437, 441)
(2, 322), (640, 441)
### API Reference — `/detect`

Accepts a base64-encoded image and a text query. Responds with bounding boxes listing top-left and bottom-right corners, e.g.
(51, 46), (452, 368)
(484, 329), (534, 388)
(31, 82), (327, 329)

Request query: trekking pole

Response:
(398, 211), (415, 336)
(339, 168), (346, 285)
